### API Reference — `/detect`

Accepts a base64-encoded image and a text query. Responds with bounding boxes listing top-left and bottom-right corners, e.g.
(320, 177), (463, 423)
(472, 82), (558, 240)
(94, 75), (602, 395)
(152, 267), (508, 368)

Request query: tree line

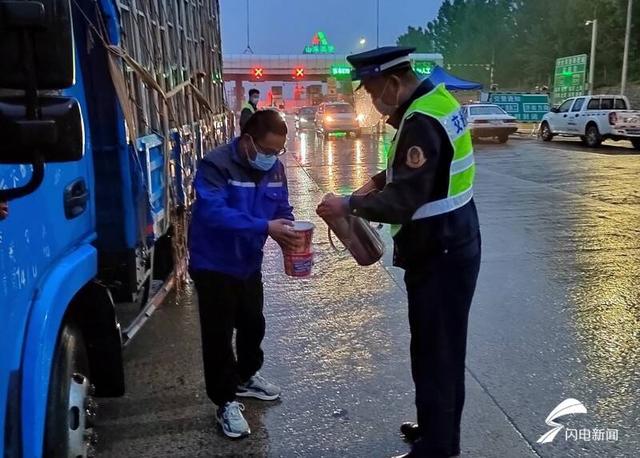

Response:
(397, 0), (640, 90)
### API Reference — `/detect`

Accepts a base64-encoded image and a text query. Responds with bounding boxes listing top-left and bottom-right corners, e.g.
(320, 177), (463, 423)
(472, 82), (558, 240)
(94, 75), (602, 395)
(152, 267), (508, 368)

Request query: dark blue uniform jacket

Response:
(189, 138), (293, 279)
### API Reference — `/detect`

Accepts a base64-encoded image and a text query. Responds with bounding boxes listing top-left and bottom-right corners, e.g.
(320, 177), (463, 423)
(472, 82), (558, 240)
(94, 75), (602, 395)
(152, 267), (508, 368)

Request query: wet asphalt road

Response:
(96, 126), (640, 457)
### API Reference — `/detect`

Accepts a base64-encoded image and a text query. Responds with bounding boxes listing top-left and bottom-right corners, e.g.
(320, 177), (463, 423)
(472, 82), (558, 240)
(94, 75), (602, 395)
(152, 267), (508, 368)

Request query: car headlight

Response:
(325, 115), (334, 122)
(356, 114), (365, 123)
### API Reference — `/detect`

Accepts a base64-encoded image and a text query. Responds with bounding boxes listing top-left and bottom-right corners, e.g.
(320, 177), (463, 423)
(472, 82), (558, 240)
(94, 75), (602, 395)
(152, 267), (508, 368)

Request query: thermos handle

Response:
(328, 227), (349, 252)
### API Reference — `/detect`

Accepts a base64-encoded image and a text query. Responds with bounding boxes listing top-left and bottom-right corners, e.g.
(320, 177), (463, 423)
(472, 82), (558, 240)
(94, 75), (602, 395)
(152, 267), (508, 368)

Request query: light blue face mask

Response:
(249, 151), (277, 171)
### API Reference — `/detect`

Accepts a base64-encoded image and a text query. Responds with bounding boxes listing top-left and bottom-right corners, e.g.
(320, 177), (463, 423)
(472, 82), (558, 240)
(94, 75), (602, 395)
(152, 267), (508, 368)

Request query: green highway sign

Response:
(304, 31), (335, 54)
(330, 64), (352, 78)
(489, 93), (550, 122)
(553, 54), (587, 104)
(412, 60), (436, 76)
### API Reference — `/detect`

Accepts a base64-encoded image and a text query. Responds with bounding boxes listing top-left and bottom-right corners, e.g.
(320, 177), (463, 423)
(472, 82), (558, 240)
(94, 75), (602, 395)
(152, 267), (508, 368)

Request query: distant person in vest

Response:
(189, 109), (302, 439)
(317, 47), (481, 458)
(239, 88), (260, 131)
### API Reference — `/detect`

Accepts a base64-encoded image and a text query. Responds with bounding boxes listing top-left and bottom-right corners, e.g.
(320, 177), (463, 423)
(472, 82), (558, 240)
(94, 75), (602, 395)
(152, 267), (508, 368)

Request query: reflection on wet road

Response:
(97, 127), (639, 457)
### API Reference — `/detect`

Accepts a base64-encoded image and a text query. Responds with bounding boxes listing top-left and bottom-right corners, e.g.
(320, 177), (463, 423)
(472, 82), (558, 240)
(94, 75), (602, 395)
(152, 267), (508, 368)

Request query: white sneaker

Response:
(236, 372), (281, 401)
(216, 401), (250, 438)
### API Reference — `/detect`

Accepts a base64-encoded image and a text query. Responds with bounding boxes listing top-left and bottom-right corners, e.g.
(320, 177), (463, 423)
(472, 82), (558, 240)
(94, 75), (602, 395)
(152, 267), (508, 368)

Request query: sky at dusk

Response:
(219, 0), (444, 55)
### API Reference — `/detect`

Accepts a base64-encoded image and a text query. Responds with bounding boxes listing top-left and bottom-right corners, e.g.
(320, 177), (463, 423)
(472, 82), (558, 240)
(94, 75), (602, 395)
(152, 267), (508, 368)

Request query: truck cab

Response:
(0, 1), (228, 456)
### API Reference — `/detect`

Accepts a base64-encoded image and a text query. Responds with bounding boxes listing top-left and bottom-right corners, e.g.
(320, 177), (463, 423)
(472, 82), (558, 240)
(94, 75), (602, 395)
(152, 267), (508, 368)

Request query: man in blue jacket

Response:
(189, 109), (301, 439)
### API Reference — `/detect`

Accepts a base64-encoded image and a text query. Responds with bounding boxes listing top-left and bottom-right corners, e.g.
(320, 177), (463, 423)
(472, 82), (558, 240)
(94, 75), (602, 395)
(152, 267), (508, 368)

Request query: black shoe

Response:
(400, 422), (422, 442)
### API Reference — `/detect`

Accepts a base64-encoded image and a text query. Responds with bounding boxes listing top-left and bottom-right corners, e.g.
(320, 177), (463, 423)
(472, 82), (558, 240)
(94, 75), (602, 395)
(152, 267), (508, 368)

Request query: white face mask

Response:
(372, 79), (399, 117)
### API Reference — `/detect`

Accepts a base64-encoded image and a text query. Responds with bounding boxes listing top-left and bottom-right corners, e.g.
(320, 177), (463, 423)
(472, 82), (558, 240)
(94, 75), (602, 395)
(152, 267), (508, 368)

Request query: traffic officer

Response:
(317, 47), (481, 457)
(240, 88), (260, 130)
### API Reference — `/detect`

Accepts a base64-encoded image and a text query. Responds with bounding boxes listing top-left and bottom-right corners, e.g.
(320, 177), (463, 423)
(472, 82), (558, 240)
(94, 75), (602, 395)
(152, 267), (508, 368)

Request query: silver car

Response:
(295, 106), (318, 131)
(315, 103), (361, 138)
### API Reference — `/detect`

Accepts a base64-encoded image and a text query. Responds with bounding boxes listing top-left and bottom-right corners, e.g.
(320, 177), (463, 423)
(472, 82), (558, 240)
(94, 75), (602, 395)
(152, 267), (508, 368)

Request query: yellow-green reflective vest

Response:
(387, 83), (475, 236)
(242, 101), (257, 113)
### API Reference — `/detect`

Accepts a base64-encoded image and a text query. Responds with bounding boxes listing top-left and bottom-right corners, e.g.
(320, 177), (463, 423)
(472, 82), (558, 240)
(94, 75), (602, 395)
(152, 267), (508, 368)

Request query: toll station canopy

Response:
(428, 65), (483, 90)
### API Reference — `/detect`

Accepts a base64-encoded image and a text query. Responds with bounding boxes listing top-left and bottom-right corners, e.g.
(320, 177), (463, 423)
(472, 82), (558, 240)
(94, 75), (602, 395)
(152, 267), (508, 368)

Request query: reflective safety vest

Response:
(242, 101), (257, 113)
(387, 83), (475, 236)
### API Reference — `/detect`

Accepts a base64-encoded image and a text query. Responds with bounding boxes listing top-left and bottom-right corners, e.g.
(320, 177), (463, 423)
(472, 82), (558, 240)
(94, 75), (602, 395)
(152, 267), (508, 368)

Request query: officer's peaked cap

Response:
(347, 46), (416, 81)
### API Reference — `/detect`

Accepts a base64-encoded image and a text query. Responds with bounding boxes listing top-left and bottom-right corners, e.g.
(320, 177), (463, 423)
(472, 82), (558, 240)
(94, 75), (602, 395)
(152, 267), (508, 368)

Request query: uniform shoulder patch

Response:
(406, 145), (427, 168)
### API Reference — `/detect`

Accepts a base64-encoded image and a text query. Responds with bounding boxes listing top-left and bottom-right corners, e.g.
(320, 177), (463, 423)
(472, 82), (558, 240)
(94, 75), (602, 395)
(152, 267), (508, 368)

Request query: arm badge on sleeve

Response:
(406, 146), (427, 168)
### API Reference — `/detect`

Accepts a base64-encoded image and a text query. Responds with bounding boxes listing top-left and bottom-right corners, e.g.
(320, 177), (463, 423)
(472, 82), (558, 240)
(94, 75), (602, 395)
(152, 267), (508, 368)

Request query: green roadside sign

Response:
(489, 93), (550, 122)
(412, 60), (436, 77)
(303, 31), (336, 54)
(330, 64), (351, 79)
(553, 54), (587, 104)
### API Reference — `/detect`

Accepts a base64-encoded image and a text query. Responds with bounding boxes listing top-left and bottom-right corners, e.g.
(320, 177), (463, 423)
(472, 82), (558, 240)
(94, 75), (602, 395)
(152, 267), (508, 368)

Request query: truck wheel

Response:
(498, 135), (509, 144)
(44, 321), (98, 458)
(585, 124), (602, 148)
(540, 122), (554, 142)
(631, 138), (640, 150)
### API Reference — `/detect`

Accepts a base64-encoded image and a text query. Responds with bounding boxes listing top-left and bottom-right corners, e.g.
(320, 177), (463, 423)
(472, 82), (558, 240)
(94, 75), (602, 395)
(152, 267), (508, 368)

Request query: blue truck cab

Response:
(0, 1), (229, 456)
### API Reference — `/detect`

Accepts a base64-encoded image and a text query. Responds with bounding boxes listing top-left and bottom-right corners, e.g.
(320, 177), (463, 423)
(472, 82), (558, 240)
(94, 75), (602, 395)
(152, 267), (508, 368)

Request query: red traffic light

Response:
(253, 67), (264, 78)
(294, 67), (304, 78)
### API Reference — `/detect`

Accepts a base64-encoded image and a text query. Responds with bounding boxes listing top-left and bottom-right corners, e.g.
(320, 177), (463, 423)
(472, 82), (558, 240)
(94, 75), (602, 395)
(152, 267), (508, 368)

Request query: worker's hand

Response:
(354, 179), (378, 196)
(316, 195), (349, 219)
(268, 219), (303, 251)
(0, 201), (8, 221)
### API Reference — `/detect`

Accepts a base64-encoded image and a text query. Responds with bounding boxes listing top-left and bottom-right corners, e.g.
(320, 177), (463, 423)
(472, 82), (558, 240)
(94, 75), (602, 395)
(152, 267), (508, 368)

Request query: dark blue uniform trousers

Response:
(404, 236), (481, 457)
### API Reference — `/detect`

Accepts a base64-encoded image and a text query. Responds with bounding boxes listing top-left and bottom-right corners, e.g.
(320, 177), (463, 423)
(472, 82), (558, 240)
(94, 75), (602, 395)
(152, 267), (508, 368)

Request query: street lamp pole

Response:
(586, 19), (598, 95)
(243, 0), (253, 54)
(376, 0), (380, 48)
(621, 0), (633, 95)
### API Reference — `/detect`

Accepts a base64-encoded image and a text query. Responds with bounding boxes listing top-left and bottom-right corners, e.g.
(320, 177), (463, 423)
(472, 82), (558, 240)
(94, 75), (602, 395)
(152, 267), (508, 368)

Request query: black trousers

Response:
(190, 270), (265, 406)
(404, 237), (481, 458)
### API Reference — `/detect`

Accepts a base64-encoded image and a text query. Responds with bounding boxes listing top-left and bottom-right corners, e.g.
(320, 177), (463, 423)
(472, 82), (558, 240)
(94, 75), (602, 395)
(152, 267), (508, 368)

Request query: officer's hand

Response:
(268, 219), (303, 251)
(0, 201), (8, 221)
(316, 196), (348, 219)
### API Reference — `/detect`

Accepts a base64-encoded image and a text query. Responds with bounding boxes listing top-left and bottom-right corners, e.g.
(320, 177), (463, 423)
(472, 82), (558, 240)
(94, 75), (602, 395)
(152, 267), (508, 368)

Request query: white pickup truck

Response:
(540, 95), (640, 149)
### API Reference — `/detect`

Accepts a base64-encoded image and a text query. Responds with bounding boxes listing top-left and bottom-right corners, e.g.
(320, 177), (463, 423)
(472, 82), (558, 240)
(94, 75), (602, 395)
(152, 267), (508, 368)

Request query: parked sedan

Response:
(463, 104), (518, 143)
(295, 106), (318, 131)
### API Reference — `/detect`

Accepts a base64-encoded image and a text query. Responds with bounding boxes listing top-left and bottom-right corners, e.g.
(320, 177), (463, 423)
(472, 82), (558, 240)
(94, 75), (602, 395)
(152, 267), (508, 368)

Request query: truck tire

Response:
(631, 138), (640, 151)
(498, 135), (509, 144)
(540, 122), (554, 142)
(44, 321), (98, 458)
(585, 124), (602, 148)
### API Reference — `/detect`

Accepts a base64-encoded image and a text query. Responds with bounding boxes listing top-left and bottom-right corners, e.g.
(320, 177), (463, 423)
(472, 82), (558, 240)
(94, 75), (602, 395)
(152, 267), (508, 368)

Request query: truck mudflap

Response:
(4, 371), (22, 458)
